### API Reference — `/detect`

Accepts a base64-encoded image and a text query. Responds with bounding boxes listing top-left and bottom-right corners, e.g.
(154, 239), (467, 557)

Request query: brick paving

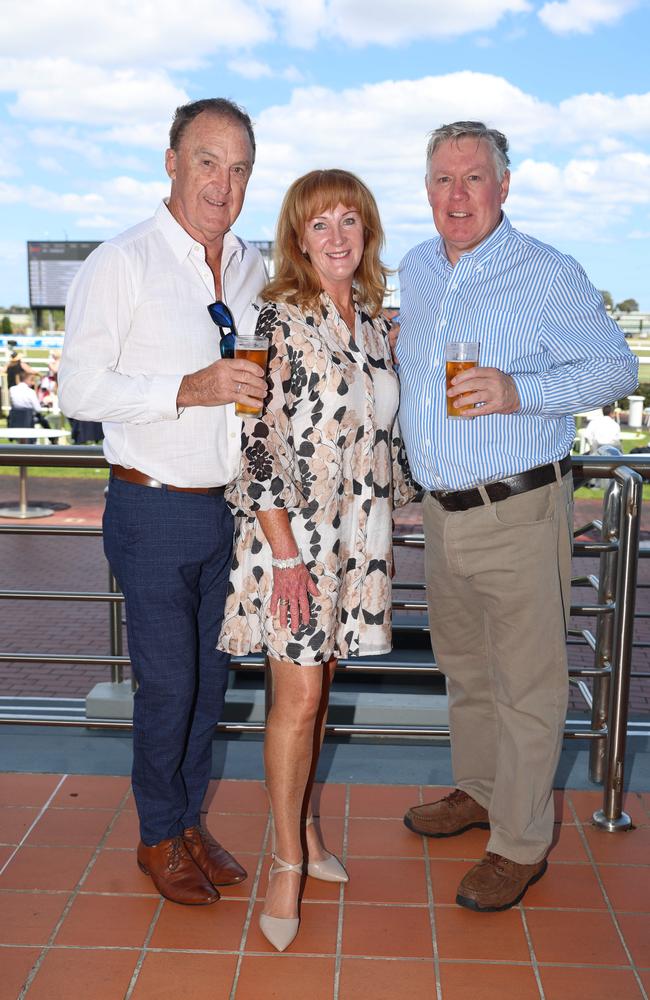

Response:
(0, 472), (649, 715)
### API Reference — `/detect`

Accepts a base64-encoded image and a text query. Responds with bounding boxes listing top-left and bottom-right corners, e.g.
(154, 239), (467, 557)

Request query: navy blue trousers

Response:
(103, 476), (233, 845)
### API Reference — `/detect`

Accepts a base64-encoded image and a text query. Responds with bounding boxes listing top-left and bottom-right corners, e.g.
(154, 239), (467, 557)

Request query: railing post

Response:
(589, 480), (619, 783)
(593, 466), (642, 832)
(108, 569), (123, 685)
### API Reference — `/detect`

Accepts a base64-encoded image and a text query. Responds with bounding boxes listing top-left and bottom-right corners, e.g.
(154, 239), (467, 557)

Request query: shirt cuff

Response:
(511, 373), (544, 414)
(148, 374), (185, 420)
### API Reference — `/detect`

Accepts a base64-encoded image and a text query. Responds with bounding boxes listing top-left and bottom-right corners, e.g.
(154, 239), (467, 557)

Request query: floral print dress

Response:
(218, 292), (415, 666)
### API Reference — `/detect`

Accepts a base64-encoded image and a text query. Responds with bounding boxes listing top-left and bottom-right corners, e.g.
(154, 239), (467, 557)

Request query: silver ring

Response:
(236, 382), (242, 393)
(278, 598), (289, 606)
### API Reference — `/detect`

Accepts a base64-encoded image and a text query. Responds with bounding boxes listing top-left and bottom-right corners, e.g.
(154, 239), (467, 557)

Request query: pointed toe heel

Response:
(259, 854), (303, 952)
(307, 853), (349, 883)
(259, 912), (300, 952)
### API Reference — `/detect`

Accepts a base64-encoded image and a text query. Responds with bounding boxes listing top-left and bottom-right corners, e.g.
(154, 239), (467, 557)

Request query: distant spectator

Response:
(4, 350), (35, 389)
(8, 372), (41, 430)
(585, 405), (621, 453)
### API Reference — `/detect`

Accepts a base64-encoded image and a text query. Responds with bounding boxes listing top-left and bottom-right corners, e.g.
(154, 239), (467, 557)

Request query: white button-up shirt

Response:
(9, 382), (41, 412)
(59, 200), (267, 487)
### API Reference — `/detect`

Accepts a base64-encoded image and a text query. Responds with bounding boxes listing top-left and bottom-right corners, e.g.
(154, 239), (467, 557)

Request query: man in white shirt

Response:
(59, 98), (268, 906)
(8, 373), (42, 427)
(584, 405), (621, 453)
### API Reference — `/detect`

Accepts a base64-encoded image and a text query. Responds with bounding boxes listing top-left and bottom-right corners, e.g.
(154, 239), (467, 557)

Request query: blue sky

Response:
(1, 0), (649, 309)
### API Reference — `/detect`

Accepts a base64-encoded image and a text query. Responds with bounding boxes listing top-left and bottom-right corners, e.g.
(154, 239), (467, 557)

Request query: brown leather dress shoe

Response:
(137, 837), (220, 905)
(456, 852), (547, 911)
(183, 825), (247, 886)
(404, 789), (490, 838)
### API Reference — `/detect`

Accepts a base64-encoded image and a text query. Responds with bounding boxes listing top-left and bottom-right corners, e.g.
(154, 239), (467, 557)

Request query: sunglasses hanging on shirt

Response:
(207, 300), (237, 359)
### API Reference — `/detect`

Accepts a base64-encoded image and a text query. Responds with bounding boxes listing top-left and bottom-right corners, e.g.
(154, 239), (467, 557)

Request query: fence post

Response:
(593, 466), (642, 831)
(589, 481), (619, 783)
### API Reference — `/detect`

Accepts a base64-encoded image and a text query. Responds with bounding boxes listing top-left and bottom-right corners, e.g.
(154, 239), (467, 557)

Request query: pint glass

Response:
(445, 341), (479, 418)
(234, 335), (270, 417)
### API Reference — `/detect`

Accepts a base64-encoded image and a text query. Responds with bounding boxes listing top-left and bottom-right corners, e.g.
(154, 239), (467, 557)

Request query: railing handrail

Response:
(0, 445), (644, 832)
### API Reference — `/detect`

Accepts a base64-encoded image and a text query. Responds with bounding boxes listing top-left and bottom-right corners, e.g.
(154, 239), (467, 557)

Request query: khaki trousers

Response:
(423, 470), (573, 864)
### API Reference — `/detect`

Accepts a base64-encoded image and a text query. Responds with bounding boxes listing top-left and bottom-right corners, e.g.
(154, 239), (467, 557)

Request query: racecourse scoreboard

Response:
(27, 241), (101, 310)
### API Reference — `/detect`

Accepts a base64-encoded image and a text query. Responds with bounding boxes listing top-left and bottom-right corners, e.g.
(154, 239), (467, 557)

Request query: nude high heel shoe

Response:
(305, 816), (349, 883)
(259, 855), (302, 952)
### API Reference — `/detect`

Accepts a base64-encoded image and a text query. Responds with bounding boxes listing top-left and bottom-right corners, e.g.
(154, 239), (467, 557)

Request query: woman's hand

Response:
(271, 563), (319, 634)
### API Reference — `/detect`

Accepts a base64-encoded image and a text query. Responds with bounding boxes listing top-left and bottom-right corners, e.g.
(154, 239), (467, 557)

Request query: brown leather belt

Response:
(110, 465), (226, 496)
(430, 455), (572, 512)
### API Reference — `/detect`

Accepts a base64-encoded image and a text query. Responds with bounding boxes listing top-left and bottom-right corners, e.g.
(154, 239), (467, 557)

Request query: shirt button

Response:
(440, 318), (447, 327)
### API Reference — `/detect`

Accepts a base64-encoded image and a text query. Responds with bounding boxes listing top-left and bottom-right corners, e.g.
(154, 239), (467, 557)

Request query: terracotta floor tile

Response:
(435, 905), (530, 962)
(0, 773), (62, 807)
(50, 775), (130, 809)
(639, 970), (650, 994)
(524, 861), (607, 908)
(539, 965), (644, 1000)
(553, 789), (571, 823)
(348, 785), (421, 818)
(0, 947), (40, 1000)
(0, 892), (68, 945)
(131, 952), (238, 1000)
(344, 858), (428, 904)
(28, 948), (138, 1000)
(439, 961), (539, 999)
(207, 811), (269, 855)
(245, 901), (339, 955)
(103, 808), (140, 848)
(617, 913), (650, 967)
(55, 892), (159, 947)
(342, 903), (432, 958)
(150, 897), (247, 951)
(0, 846), (14, 868)
(311, 782), (348, 817)
(299, 869), (343, 902)
(583, 826), (650, 866)
(548, 822), (590, 862)
(526, 909), (630, 965)
(429, 859), (472, 905)
(424, 826), (490, 861)
(339, 957), (438, 998)
(347, 817), (425, 858)
(569, 790), (649, 829)
(234, 956), (335, 1000)
(82, 848), (157, 895)
(204, 779), (269, 815)
(0, 806), (40, 845)
(218, 864), (260, 900)
(0, 845), (95, 891)
(24, 808), (113, 847)
(598, 864), (650, 912)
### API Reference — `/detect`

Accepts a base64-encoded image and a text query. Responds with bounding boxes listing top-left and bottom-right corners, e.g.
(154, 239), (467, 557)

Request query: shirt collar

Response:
(155, 199), (246, 266)
(435, 212), (512, 268)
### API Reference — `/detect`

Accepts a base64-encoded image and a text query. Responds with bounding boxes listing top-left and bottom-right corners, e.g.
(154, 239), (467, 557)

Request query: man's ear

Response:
(165, 148), (176, 181)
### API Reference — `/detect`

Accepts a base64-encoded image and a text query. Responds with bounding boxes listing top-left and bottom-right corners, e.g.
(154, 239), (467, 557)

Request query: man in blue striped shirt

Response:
(398, 121), (638, 912)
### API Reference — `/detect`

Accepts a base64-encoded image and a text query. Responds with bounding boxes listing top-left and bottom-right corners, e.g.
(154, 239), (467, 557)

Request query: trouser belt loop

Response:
(477, 484), (491, 505)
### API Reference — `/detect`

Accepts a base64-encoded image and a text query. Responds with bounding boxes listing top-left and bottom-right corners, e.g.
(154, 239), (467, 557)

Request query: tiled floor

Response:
(0, 774), (649, 1000)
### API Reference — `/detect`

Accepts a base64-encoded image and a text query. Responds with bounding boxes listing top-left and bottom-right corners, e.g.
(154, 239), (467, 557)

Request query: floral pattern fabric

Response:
(218, 293), (416, 666)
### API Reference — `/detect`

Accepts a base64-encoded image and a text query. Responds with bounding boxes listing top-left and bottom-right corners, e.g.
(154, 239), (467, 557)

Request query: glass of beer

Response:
(234, 335), (270, 417)
(445, 341), (480, 418)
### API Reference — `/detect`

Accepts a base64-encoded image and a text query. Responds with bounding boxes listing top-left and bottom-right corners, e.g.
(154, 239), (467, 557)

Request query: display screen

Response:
(27, 241), (101, 309)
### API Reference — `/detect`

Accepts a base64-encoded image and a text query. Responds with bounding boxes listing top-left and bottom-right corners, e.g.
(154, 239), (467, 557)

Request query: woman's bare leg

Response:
(263, 655), (328, 918)
(303, 657), (337, 861)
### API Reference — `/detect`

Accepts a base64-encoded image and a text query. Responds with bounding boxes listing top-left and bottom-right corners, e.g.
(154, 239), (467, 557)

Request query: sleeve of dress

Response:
(225, 302), (307, 517)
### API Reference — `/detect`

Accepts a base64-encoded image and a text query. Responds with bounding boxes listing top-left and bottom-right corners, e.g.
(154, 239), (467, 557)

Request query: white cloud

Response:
(2, 0), (273, 67)
(0, 176), (168, 231)
(262, 0), (531, 47)
(539, 0), (639, 34)
(227, 58), (274, 80)
(0, 59), (188, 127)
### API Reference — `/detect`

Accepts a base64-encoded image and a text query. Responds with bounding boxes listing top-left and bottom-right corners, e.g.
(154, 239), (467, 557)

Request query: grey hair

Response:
(169, 98), (256, 162)
(426, 121), (510, 181)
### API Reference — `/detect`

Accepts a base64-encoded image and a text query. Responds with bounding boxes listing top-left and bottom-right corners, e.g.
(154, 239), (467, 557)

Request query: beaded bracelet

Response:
(271, 554), (303, 570)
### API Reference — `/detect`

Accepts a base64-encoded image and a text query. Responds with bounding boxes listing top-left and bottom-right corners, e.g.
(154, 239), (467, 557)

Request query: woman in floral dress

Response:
(219, 169), (414, 950)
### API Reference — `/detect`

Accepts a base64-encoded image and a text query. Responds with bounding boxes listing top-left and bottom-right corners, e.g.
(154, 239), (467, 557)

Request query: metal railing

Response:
(0, 445), (647, 832)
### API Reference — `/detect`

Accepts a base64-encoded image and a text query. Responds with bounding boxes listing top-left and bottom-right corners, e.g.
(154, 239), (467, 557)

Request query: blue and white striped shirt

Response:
(397, 214), (639, 491)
